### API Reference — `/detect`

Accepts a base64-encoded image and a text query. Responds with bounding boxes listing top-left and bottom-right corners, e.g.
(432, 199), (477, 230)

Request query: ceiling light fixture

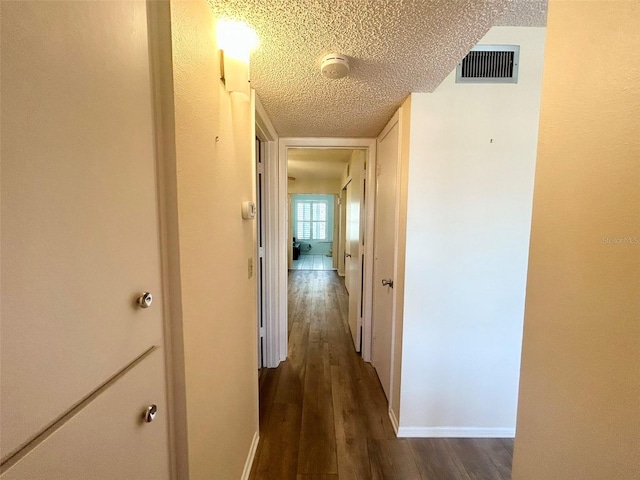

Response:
(321, 53), (350, 80)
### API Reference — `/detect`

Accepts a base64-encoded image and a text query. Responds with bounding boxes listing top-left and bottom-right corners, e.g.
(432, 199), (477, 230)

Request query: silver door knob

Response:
(143, 404), (157, 423)
(345, 253), (352, 258)
(137, 292), (153, 309)
(381, 279), (394, 288)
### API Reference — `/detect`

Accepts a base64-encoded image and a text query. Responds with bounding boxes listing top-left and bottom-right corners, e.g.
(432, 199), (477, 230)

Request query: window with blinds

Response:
(297, 201), (327, 240)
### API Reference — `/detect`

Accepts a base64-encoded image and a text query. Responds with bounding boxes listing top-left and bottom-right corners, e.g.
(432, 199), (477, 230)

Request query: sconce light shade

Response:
(220, 50), (250, 95)
(217, 20), (259, 97)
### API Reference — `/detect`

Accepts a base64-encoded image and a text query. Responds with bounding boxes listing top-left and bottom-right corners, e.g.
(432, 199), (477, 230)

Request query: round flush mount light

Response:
(321, 53), (350, 79)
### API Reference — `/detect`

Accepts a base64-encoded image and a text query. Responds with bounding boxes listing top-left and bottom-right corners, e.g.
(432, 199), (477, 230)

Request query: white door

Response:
(371, 115), (400, 401)
(344, 150), (367, 351)
(345, 180), (361, 349)
(1, 2), (169, 477)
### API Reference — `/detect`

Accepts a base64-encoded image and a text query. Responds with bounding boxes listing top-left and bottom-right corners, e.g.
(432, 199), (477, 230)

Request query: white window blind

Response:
(296, 201), (327, 240)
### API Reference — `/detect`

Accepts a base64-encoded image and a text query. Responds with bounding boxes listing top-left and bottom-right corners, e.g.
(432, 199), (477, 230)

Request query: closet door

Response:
(1, 1), (170, 476)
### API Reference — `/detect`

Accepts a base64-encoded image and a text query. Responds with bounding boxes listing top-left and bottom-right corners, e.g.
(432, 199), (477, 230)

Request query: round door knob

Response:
(137, 292), (153, 309)
(143, 404), (157, 423)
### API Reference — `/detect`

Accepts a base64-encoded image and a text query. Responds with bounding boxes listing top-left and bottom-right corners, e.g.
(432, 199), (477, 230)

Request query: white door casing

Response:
(338, 188), (347, 276)
(278, 138), (376, 362)
(345, 180), (359, 348)
(255, 96), (283, 367)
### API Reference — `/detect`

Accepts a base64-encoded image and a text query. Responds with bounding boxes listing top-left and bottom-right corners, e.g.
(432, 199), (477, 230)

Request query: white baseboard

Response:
(388, 408), (400, 435)
(241, 431), (260, 480)
(397, 426), (515, 438)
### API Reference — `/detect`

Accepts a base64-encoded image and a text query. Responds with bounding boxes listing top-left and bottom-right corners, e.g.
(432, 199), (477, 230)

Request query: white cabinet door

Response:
(0, 0), (169, 472)
(1, 349), (170, 480)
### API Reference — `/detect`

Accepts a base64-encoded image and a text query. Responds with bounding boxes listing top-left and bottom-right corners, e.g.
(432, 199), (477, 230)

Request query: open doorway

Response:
(267, 138), (375, 367)
(285, 147), (370, 354)
(290, 193), (336, 271)
(287, 148), (350, 272)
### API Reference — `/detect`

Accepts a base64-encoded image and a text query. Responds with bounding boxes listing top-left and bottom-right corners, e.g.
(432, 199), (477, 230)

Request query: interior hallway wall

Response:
(287, 177), (341, 194)
(163, 1), (259, 477)
(512, 1), (640, 478)
(398, 26), (546, 436)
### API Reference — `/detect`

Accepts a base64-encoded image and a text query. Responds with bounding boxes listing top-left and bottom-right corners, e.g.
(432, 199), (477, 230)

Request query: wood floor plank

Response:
(336, 436), (370, 480)
(250, 402), (302, 480)
(499, 438), (514, 457)
(356, 362), (396, 440)
(258, 367), (282, 430)
(331, 365), (371, 479)
(296, 475), (338, 480)
(331, 366), (367, 441)
(408, 438), (470, 480)
(475, 438), (513, 480)
(274, 320), (309, 404)
(368, 439), (422, 480)
(308, 274), (328, 344)
(297, 341), (337, 474)
(445, 438), (503, 480)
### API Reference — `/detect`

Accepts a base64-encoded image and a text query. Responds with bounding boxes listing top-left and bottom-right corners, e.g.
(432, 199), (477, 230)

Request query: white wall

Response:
(398, 27), (546, 436)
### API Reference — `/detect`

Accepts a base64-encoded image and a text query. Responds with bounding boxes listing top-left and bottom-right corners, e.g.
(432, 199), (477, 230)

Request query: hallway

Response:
(291, 254), (335, 271)
(249, 270), (514, 479)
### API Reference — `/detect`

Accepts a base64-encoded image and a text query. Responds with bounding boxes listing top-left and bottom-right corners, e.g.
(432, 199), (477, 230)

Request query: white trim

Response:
(396, 427), (516, 438)
(255, 95), (284, 367)
(388, 408), (400, 436)
(241, 431), (260, 480)
(278, 137), (376, 363)
(361, 142), (377, 363)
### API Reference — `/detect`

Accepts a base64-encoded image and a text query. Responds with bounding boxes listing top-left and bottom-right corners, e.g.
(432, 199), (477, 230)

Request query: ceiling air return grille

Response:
(456, 45), (520, 84)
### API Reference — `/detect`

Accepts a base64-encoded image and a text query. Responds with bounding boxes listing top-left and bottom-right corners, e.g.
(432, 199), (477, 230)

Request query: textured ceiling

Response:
(209, 1), (547, 138)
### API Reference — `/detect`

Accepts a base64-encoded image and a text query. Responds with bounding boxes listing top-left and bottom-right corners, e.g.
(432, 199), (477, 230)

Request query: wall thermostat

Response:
(241, 201), (256, 219)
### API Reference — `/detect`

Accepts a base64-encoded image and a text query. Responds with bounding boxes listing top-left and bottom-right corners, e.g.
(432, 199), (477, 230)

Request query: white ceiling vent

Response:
(456, 45), (520, 84)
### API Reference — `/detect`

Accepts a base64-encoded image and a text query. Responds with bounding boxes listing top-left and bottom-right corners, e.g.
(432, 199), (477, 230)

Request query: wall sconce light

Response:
(218, 19), (259, 97)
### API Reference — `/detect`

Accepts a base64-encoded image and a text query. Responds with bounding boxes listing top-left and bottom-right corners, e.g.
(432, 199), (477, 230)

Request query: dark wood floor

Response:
(249, 270), (514, 480)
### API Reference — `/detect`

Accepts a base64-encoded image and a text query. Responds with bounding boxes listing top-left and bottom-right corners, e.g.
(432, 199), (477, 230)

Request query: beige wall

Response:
(288, 177), (341, 194)
(512, 2), (640, 479)
(164, 1), (259, 478)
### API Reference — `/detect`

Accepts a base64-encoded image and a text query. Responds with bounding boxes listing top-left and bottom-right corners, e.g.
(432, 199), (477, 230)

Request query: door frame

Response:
(255, 97), (283, 368)
(277, 137), (377, 361)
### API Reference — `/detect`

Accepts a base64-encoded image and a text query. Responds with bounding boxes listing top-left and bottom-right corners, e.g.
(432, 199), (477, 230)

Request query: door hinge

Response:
(257, 163), (265, 174)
